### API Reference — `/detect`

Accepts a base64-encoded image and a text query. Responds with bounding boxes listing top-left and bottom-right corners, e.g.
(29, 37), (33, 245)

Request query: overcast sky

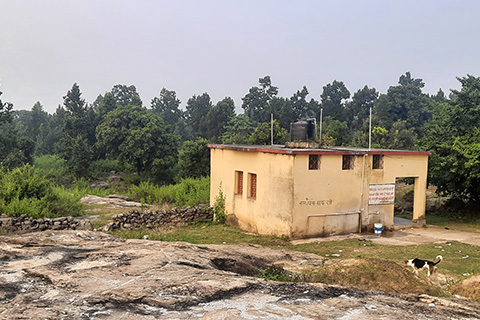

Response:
(1, 0), (479, 114)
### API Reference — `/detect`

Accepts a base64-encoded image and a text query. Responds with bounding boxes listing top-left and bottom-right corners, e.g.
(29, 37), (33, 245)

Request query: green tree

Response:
(35, 106), (67, 156)
(320, 80), (350, 122)
(375, 72), (432, 136)
(110, 84), (143, 107)
(248, 120), (287, 145)
(0, 92), (34, 169)
(177, 138), (210, 179)
(0, 91), (13, 124)
(321, 116), (351, 146)
(96, 105), (179, 181)
(345, 85), (378, 133)
(185, 93), (212, 137)
(0, 122), (35, 169)
(422, 75), (480, 203)
(61, 83), (96, 176)
(94, 92), (117, 120)
(150, 88), (183, 127)
(203, 97), (236, 141)
(12, 102), (50, 155)
(221, 114), (255, 144)
(242, 76), (278, 123)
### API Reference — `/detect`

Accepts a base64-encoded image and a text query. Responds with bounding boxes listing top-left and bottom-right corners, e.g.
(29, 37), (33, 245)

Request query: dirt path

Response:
(373, 227), (480, 246)
(291, 226), (480, 247)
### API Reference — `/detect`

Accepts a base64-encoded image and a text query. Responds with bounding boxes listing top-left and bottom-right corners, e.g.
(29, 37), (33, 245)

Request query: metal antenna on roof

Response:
(368, 106), (372, 150)
(319, 108), (323, 145)
(271, 113), (274, 145)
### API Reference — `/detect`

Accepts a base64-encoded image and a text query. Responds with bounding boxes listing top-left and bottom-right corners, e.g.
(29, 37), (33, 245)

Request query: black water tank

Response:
(291, 119), (316, 141)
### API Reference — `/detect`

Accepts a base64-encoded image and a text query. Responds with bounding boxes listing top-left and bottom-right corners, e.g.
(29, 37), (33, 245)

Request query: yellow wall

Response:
(291, 154), (364, 238)
(210, 147), (429, 239)
(210, 148), (295, 236)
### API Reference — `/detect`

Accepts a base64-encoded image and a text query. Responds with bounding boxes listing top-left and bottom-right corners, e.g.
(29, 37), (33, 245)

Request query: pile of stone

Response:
(0, 214), (93, 233)
(106, 205), (213, 231)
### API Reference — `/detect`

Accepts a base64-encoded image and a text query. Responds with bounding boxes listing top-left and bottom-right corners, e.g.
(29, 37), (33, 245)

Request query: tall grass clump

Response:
(33, 155), (72, 186)
(87, 158), (134, 180)
(0, 164), (84, 218)
(130, 177), (210, 208)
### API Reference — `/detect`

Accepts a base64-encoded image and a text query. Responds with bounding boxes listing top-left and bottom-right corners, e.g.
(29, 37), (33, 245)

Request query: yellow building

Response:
(209, 144), (430, 239)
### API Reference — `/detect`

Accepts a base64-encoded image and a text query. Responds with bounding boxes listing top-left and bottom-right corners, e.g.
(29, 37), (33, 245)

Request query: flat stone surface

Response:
(0, 230), (479, 319)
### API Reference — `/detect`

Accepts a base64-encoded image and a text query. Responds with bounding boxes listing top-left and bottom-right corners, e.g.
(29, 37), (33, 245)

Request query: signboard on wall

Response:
(369, 184), (395, 205)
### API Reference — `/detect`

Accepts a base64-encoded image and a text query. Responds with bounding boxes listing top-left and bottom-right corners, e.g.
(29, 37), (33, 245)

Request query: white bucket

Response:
(374, 223), (383, 235)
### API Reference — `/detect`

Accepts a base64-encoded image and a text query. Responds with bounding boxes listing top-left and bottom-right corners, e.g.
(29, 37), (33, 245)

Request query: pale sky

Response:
(1, 0), (479, 114)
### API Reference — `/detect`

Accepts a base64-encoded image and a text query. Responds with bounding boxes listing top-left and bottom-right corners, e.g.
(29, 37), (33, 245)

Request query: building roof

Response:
(208, 144), (431, 156)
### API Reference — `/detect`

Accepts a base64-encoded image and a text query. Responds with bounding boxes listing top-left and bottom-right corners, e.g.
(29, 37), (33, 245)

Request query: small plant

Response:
(258, 265), (296, 282)
(213, 184), (226, 224)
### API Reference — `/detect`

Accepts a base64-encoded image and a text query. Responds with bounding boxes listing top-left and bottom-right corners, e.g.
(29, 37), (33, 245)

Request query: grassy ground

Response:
(110, 221), (480, 278)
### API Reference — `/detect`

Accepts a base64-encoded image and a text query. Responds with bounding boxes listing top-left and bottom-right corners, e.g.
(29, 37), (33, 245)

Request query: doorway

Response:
(394, 177), (415, 227)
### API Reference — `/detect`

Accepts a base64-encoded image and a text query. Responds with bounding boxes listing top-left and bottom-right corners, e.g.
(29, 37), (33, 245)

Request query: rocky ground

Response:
(1, 230), (480, 320)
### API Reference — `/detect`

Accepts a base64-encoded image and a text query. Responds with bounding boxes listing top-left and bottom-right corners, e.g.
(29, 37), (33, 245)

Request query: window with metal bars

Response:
(248, 173), (257, 200)
(373, 155), (384, 169)
(342, 155), (354, 170)
(308, 155), (321, 170)
(235, 171), (243, 196)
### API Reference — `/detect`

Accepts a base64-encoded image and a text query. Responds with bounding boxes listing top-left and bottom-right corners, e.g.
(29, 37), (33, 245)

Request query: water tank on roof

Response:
(291, 119), (316, 141)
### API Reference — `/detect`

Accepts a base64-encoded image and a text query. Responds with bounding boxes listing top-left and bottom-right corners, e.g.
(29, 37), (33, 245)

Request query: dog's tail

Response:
(434, 255), (443, 265)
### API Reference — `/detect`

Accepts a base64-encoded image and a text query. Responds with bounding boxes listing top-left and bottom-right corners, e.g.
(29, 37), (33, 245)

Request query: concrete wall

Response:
(210, 146), (429, 239)
(291, 154), (363, 238)
(210, 148), (295, 237)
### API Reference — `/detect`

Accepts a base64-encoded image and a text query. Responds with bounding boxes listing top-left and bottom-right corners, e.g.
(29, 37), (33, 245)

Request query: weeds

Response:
(213, 184), (226, 223)
(129, 177), (210, 208)
(258, 265), (296, 282)
(0, 164), (84, 218)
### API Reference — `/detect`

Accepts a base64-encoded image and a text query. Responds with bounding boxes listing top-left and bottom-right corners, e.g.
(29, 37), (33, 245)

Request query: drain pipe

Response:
(359, 154), (367, 233)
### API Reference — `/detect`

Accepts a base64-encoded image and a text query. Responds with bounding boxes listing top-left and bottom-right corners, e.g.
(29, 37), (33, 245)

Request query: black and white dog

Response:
(404, 255), (443, 277)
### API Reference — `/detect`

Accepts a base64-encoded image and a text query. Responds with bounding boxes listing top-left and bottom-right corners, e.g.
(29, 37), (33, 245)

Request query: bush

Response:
(213, 185), (226, 223)
(0, 164), (84, 218)
(130, 177), (210, 208)
(34, 155), (72, 186)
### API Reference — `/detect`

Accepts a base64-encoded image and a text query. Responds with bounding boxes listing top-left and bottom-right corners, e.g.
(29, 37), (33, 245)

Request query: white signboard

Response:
(369, 184), (395, 205)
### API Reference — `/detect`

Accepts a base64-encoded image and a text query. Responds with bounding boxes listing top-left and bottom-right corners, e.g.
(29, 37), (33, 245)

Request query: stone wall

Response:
(106, 205), (213, 231)
(0, 214), (93, 233)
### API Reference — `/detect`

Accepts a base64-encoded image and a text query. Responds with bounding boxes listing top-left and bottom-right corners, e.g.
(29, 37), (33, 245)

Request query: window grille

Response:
(342, 155), (354, 170)
(309, 155), (321, 170)
(248, 173), (257, 200)
(235, 171), (243, 195)
(373, 155), (384, 169)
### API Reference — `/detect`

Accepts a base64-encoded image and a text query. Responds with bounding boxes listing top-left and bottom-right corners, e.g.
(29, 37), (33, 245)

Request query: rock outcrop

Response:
(0, 230), (479, 319)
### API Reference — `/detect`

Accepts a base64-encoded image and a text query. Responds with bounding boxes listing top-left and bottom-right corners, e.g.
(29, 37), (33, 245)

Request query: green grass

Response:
(128, 177), (210, 208)
(110, 221), (480, 279)
(286, 239), (480, 277)
(112, 222), (290, 246)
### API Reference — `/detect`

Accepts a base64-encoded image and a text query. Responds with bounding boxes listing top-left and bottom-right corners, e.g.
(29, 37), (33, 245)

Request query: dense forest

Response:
(1, 72), (480, 212)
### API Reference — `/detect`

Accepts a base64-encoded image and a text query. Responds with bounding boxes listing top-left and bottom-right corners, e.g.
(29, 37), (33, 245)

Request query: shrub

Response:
(33, 155), (72, 186)
(213, 185), (226, 223)
(130, 177), (210, 208)
(0, 164), (84, 218)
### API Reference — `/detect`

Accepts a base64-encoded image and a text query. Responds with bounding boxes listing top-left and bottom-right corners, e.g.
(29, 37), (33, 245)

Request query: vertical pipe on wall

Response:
(359, 154), (367, 233)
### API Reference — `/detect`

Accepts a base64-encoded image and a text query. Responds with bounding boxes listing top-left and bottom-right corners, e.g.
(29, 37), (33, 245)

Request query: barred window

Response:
(235, 171), (243, 196)
(342, 155), (354, 170)
(309, 155), (321, 170)
(248, 173), (257, 200)
(373, 155), (384, 169)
